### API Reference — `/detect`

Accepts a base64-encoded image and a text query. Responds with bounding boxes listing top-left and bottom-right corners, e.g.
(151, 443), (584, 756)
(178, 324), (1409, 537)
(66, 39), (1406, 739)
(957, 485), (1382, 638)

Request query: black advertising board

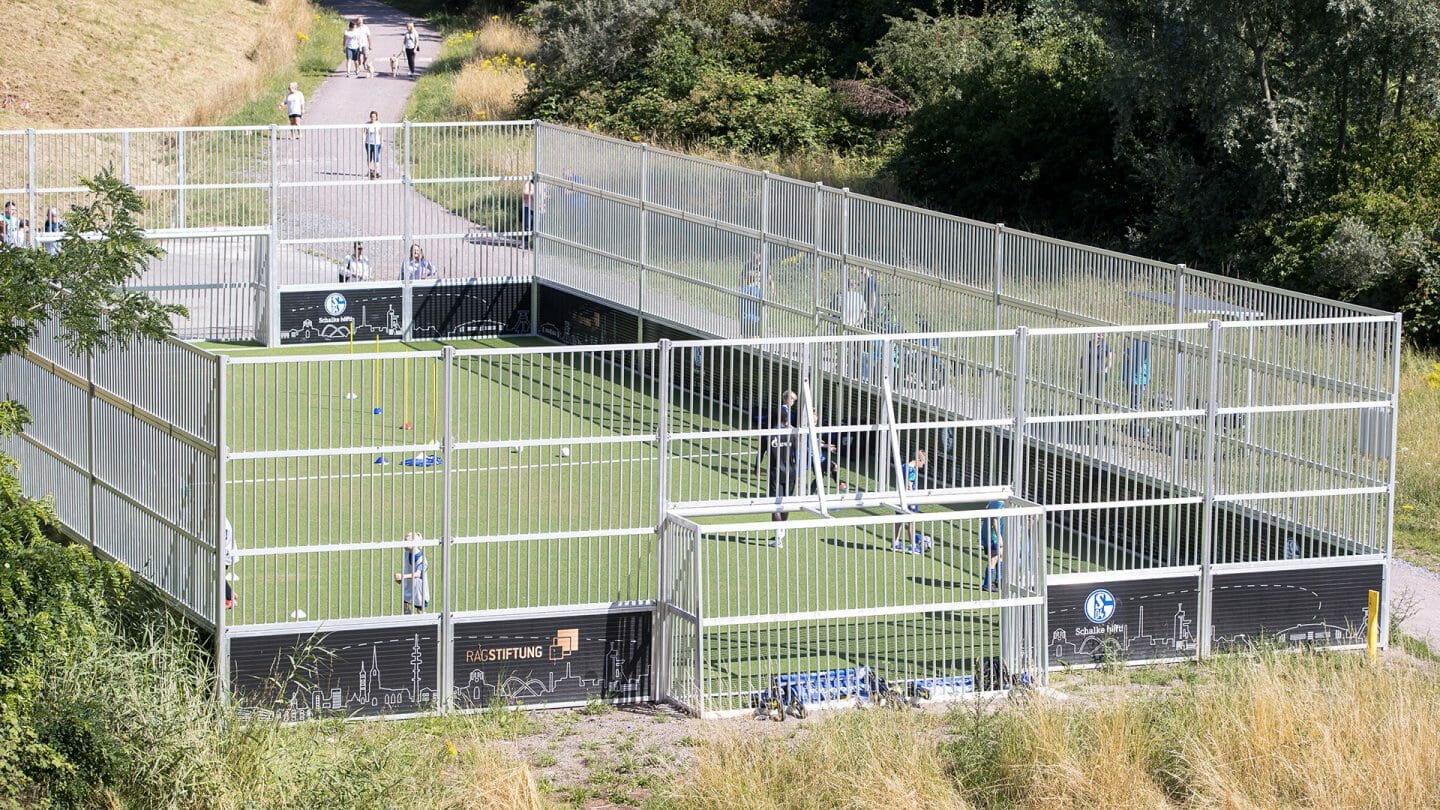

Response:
(278, 280), (532, 344)
(1048, 576), (1201, 665)
(452, 610), (652, 708)
(536, 283), (641, 345)
(1211, 564), (1381, 650)
(279, 286), (407, 343)
(229, 624), (440, 720)
(411, 280), (531, 338)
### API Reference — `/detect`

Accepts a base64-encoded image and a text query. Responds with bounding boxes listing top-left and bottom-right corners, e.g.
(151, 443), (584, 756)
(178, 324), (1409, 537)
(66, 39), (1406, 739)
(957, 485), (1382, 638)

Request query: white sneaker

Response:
(770, 529), (786, 549)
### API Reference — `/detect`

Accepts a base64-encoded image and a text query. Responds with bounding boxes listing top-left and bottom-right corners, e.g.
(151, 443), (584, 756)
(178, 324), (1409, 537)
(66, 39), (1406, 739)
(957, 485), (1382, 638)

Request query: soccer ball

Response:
(560, 447), (571, 458)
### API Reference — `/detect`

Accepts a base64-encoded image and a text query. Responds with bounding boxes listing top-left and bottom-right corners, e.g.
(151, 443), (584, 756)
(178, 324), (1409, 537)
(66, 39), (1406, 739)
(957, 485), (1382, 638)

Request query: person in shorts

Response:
(278, 83), (305, 138)
(393, 533), (429, 613)
(343, 19), (362, 77)
(980, 499), (1005, 591)
(891, 450), (929, 553)
(355, 16), (373, 74)
(364, 111), (382, 179)
(765, 390), (799, 548)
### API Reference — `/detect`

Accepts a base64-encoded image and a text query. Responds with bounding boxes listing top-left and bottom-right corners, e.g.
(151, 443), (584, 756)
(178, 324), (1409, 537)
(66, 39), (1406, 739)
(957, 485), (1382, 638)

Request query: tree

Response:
(0, 173), (179, 801)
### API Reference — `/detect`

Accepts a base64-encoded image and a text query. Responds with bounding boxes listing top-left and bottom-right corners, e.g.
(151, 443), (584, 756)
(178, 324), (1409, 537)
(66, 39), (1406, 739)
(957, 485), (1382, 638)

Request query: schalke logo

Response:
(324, 292), (348, 317)
(1084, 589), (1116, 624)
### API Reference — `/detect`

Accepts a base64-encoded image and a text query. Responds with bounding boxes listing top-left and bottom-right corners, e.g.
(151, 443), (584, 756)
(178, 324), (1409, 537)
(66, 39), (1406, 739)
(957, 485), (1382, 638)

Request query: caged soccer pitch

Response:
(213, 336), (1110, 692)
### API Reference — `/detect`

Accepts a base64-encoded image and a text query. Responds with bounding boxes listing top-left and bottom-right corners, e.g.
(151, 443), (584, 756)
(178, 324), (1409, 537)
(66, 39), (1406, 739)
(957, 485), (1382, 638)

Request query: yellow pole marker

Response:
(1368, 589), (1380, 664)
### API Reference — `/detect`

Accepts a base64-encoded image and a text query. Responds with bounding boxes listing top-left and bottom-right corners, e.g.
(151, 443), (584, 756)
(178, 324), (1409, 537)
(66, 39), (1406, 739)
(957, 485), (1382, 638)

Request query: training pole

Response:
(372, 334), (382, 415)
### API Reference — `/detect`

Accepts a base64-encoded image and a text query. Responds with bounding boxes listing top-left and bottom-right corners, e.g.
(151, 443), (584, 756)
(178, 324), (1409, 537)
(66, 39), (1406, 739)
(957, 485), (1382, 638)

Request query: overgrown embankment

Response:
(0, 0), (339, 129)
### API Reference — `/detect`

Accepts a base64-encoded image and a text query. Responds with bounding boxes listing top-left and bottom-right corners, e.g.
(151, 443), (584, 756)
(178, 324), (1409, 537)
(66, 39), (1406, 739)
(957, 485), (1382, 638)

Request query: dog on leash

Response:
(388, 54), (401, 76)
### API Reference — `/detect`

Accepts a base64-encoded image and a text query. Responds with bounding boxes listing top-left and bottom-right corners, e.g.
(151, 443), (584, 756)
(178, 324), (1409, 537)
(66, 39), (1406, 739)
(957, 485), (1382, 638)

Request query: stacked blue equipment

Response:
(910, 675), (975, 701)
(759, 666), (873, 708)
(401, 454), (444, 468)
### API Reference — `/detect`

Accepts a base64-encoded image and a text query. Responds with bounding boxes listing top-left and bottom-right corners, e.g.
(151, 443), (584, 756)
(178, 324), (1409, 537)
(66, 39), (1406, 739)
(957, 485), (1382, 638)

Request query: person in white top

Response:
(402, 22), (421, 77)
(356, 16), (373, 75)
(341, 242), (372, 282)
(364, 111), (383, 179)
(278, 83), (305, 139)
(343, 19), (363, 77)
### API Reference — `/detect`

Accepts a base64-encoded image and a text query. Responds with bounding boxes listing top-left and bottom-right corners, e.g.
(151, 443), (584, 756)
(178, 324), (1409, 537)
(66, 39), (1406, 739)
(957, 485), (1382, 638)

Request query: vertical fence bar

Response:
(655, 341), (672, 702)
(1198, 320), (1221, 657)
(85, 353), (97, 546)
(122, 131), (131, 185)
(176, 131), (186, 229)
(532, 120), (542, 282)
(812, 182), (823, 336)
(638, 145), (649, 342)
(214, 355), (230, 701)
(440, 346), (454, 708)
(759, 171), (770, 338)
(267, 125), (281, 347)
(1380, 313), (1403, 647)
(1011, 327), (1028, 499)
(25, 129), (36, 247)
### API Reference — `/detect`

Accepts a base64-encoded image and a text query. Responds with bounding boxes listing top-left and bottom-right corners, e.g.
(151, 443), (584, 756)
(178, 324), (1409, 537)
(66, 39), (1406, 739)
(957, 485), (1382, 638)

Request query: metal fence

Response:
(0, 119), (1402, 719)
(0, 321), (221, 623)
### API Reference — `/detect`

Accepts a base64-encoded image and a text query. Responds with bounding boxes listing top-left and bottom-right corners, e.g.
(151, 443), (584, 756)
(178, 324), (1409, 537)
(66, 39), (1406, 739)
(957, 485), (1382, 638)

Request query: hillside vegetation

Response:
(0, 0), (323, 129)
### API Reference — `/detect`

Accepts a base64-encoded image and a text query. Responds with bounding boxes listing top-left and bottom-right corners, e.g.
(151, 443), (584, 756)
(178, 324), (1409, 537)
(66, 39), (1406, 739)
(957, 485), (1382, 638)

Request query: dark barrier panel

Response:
(452, 610), (652, 708)
(1047, 576), (1201, 665)
(412, 280), (531, 338)
(280, 286), (406, 343)
(229, 623), (440, 720)
(280, 280), (532, 344)
(536, 283), (642, 346)
(1211, 564), (1381, 650)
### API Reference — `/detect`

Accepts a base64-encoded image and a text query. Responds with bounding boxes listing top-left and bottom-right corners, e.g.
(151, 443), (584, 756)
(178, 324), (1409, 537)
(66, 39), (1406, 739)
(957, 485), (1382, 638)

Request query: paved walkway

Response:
(272, 0), (527, 285)
(1393, 559), (1440, 652)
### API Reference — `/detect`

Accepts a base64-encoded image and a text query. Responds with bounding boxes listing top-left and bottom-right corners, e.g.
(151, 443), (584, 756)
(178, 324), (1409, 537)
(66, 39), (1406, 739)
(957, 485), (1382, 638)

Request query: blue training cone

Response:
(374, 456), (389, 465)
(373, 406), (383, 415)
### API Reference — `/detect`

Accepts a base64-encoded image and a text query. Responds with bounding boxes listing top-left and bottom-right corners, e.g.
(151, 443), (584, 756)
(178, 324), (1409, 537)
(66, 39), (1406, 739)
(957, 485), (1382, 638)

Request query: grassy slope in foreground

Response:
(0, 0), (320, 129)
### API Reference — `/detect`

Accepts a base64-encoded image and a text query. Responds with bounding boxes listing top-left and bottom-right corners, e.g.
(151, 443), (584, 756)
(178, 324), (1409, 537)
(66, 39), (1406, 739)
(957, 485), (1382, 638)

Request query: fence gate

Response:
(138, 229), (270, 342)
(658, 506), (1047, 718)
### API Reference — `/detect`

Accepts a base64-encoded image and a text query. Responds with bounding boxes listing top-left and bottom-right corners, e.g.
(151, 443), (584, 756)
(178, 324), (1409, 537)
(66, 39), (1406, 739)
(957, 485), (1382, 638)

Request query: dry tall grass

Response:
(663, 652), (1440, 809)
(454, 57), (531, 121)
(475, 17), (539, 61)
(0, 0), (316, 129)
(993, 652), (1440, 808)
(665, 709), (970, 810)
(449, 18), (538, 122)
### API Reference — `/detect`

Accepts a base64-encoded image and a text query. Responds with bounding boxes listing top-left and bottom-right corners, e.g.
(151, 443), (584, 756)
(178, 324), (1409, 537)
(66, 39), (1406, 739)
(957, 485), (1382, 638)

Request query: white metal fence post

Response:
(759, 171), (770, 338)
(266, 125), (281, 347)
(402, 123), (414, 340)
(214, 355), (230, 703)
(25, 129), (36, 247)
(654, 340), (672, 702)
(812, 182), (823, 336)
(176, 132), (187, 229)
(440, 345), (455, 709)
(990, 225), (1006, 413)
(1198, 319), (1222, 657)
(638, 144), (649, 342)
(1011, 327), (1029, 500)
(1380, 312), (1403, 648)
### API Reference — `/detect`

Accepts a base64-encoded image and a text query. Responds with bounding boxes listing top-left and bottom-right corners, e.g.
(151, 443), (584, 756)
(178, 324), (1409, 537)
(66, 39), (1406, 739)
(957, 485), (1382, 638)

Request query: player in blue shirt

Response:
(980, 500), (1005, 591)
(891, 450), (929, 553)
(393, 532), (430, 613)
